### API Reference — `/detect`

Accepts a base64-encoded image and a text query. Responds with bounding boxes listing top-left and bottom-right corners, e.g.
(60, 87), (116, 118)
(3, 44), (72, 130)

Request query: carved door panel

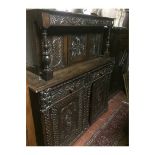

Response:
(89, 75), (109, 124)
(45, 87), (86, 146)
(87, 33), (103, 57)
(68, 34), (87, 65)
(47, 35), (67, 71)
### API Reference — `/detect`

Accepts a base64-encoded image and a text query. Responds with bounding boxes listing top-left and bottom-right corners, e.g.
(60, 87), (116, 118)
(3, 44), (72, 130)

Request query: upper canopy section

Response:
(26, 9), (114, 28)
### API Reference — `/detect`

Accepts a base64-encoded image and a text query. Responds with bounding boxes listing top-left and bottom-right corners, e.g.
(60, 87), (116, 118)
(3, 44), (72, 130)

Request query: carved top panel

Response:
(33, 10), (114, 27)
(49, 14), (113, 26)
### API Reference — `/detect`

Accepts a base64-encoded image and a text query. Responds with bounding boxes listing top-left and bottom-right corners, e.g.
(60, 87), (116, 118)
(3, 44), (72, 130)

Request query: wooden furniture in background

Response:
(109, 27), (129, 96)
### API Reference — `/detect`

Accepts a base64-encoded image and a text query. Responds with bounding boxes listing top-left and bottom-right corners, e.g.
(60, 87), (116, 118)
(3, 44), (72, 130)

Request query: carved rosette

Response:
(41, 29), (53, 80)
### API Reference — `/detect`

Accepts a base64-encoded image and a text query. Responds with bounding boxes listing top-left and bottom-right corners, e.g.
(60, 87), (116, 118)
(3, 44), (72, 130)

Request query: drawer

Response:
(89, 63), (113, 82)
(39, 74), (87, 109)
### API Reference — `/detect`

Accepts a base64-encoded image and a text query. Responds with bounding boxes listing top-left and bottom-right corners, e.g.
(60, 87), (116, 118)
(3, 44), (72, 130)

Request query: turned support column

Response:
(105, 24), (112, 57)
(41, 29), (53, 80)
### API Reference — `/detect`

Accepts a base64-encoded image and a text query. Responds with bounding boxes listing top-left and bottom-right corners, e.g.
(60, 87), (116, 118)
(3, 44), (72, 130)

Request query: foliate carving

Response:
(82, 85), (89, 130)
(51, 108), (59, 145)
(64, 109), (72, 130)
(40, 88), (52, 110)
(49, 36), (64, 69)
(40, 109), (53, 145)
(70, 35), (87, 57)
(39, 75), (86, 110)
(41, 29), (53, 80)
(90, 64), (113, 82)
(49, 14), (113, 26)
(38, 63), (114, 145)
(60, 102), (77, 142)
(49, 90), (84, 146)
(50, 75), (86, 103)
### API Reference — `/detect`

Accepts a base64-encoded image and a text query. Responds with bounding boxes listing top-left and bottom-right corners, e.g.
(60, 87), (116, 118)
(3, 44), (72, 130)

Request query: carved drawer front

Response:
(41, 87), (86, 146)
(89, 63), (113, 82)
(89, 75), (110, 124)
(39, 75), (87, 110)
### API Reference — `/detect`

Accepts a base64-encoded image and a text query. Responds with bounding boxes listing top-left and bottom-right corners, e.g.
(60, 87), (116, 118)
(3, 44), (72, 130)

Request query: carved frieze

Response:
(49, 14), (113, 26)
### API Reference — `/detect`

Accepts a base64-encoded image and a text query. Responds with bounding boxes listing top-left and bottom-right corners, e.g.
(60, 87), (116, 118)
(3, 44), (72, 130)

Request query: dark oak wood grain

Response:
(26, 9), (119, 146)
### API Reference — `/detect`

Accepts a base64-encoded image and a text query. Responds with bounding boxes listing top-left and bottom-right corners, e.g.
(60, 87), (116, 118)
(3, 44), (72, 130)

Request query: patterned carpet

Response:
(85, 102), (129, 146)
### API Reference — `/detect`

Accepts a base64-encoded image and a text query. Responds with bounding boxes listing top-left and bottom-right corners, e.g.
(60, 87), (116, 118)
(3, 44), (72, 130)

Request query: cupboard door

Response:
(41, 87), (87, 146)
(89, 75), (109, 124)
(68, 34), (87, 65)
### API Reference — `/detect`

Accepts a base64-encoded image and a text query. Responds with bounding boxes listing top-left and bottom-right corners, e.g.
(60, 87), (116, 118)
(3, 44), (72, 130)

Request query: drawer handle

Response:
(68, 88), (74, 93)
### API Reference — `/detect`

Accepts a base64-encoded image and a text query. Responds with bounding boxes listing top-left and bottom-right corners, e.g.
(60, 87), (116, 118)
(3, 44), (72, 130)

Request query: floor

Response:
(73, 91), (128, 146)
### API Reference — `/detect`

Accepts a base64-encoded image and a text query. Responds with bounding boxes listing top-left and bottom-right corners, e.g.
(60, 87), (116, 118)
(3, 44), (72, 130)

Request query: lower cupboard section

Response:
(30, 63), (113, 146)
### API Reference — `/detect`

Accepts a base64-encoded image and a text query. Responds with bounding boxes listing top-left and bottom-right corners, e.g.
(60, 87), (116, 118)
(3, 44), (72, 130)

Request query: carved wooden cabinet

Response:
(27, 9), (114, 146)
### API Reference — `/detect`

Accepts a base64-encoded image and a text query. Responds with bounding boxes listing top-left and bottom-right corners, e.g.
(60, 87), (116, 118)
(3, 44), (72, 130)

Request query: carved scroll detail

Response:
(49, 36), (64, 69)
